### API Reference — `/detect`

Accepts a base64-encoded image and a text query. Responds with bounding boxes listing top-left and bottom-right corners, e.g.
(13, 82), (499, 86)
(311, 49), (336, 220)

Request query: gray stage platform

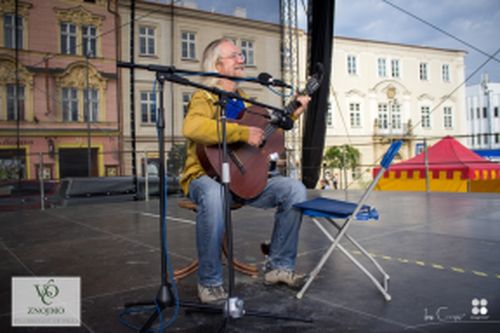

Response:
(1, 190), (499, 332)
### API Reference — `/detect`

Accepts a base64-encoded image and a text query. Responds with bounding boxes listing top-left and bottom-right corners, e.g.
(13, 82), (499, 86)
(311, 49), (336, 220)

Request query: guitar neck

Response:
(284, 100), (301, 116)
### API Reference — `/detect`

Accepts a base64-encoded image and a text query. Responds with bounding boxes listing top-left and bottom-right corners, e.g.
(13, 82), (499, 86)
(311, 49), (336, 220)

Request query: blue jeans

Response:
(188, 175), (307, 287)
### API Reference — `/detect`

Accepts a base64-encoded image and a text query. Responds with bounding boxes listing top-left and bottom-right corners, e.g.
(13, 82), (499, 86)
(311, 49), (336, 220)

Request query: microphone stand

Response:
(118, 61), (312, 332)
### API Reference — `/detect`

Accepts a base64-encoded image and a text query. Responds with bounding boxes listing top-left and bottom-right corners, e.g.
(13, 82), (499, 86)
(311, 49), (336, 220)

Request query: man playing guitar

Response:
(180, 38), (311, 304)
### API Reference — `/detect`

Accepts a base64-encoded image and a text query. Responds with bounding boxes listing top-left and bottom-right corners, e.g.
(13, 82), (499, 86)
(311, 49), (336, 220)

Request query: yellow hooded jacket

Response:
(180, 89), (251, 195)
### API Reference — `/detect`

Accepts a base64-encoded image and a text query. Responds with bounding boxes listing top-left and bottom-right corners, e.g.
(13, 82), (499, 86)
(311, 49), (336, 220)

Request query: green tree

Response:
(323, 144), (360, 171)
(167, 143), (187, 176)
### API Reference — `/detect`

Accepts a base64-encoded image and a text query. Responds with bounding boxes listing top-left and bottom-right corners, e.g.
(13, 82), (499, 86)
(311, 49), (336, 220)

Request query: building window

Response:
(470, 108), (474, 120)
(6, 84), (25, 121)
(182, 92), (191, 117)
(471, 135), (475, 145)
(347, 55), (357, 75)
(82, 25), (97, 57)
(442, 64), (450, 82)
(327, 102), (333, 127)
(421, 106), (431, 128)
(378, 103), (388, 129)
(391, 59), (400, 78)
(181, 31), (196, 59)
(62, 88), (78, 122)
(484, 134), (489, 145)
(377, 58), (386, 77)
(476, 107), (480, 119)
(443, 106), (453, 129)
(4, 14), (23, 49)
(61, 22), (77, 55)
(0, 148), (26, 179)
(477, 134), (481, 145)
(140, 91), (156, 124)
(139, 26), (155, 56)
(494, 106), (498, 117)
(241, 39), (254, 66)
(495, 133), (499, 144)
(84, 89), (99, 122)
(349, 103), (361, 128)
(419, 63), (428, 81)
(483, 107), (488, 118)
(391, 103), (401, 129)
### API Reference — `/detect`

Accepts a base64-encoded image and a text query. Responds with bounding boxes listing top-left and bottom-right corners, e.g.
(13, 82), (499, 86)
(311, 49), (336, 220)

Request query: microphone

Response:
(256, 72), (293, 89)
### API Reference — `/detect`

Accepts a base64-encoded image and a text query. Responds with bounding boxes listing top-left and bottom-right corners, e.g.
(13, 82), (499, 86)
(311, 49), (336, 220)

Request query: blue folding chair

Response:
(294, 140), (402, 301)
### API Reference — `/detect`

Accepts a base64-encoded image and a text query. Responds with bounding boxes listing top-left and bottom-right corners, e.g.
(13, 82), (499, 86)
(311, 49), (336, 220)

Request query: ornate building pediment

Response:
(54, 5), (105, 27)
(0, 0), (32, 16)
(417, 93), (435, 102)
(345, 89), (366, 98)
(370, 79), (411, 97)
(56, 62), (107, 90)
(0, 54), (33, 86)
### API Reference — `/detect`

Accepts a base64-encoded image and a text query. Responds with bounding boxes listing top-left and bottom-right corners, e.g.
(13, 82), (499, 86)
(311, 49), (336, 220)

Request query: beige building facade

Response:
(118, 1), (284, 176)
(321, 36), (467, 188)
(117, 2), (467, 188)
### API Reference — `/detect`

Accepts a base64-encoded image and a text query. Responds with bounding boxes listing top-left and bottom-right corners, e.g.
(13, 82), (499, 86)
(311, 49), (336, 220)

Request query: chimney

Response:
(233, 7), (247, 18)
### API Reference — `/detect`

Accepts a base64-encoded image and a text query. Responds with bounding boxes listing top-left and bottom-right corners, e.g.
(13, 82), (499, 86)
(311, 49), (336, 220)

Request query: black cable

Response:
(382, 0), (500, 64)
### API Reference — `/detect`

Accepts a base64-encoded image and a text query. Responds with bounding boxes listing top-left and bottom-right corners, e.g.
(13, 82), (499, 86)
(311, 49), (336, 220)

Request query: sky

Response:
(154, 0), (500, 85)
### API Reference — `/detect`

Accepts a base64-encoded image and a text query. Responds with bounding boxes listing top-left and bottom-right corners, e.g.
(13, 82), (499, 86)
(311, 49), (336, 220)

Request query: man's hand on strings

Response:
(247, 126), (265, 147)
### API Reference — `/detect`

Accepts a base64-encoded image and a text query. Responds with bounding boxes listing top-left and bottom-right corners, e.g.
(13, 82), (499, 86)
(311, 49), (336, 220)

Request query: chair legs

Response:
(296, 217), (391, 301)
(173, 233), (258, 281)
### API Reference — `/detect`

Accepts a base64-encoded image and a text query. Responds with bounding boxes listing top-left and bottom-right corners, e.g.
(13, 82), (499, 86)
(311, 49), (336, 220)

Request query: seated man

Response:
(180, 38), (311, 304)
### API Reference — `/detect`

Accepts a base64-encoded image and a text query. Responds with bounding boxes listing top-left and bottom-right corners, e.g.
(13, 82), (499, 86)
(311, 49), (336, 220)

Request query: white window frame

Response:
(421, 106), (431, 129)
(347, 55), (357, 75)
(391, 103), (401, 129)
(241, 39), (254, 66)
(62, 87), (79, 122)
(6, 84), (25, 121)
(61, 22), (77, 55)
(82, 25), (97, 57)
(84, 88), (99, 122)
(443, 106), (453, 129)
(139, 26), (155, 56)
(442, 64), (450, 82)
(378, 103), (388, 129)
(327, 102), (333, 127)
(419, 63), (428, 81)
(140, 91), (156, 124)
(377, 58), (386, 77)
(349, 102), (361, 128)
(181, 31), (196, 60)
(182, 92), (191, 117)
(391, 59), (400, 78)
(4, 13), (23, 49)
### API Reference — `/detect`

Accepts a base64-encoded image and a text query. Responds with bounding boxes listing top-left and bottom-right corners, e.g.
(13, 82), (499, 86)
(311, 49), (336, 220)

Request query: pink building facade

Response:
(0, 0), (120, 180)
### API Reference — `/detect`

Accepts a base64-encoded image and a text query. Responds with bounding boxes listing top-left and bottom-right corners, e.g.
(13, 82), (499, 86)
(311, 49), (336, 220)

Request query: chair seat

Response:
(294, 197), (379, 221)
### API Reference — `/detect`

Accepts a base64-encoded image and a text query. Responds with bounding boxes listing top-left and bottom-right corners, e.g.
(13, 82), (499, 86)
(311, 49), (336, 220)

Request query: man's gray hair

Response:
(201, 38), (233, 86)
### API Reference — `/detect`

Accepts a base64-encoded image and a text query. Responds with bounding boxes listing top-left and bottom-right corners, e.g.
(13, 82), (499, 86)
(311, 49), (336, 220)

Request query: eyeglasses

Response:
(219, 52), (246, 62)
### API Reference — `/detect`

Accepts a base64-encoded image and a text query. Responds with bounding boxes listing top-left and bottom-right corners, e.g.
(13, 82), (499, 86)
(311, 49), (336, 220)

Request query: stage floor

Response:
(1, 190), (500, 332)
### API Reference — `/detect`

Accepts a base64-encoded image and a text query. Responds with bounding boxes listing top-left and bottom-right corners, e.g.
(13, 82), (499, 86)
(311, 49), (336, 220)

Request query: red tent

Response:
(375, 136), (500, 192)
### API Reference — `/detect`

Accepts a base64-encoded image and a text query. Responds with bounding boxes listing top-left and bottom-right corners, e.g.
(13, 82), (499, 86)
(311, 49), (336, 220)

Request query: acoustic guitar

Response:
(196, 67), (323, 199)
